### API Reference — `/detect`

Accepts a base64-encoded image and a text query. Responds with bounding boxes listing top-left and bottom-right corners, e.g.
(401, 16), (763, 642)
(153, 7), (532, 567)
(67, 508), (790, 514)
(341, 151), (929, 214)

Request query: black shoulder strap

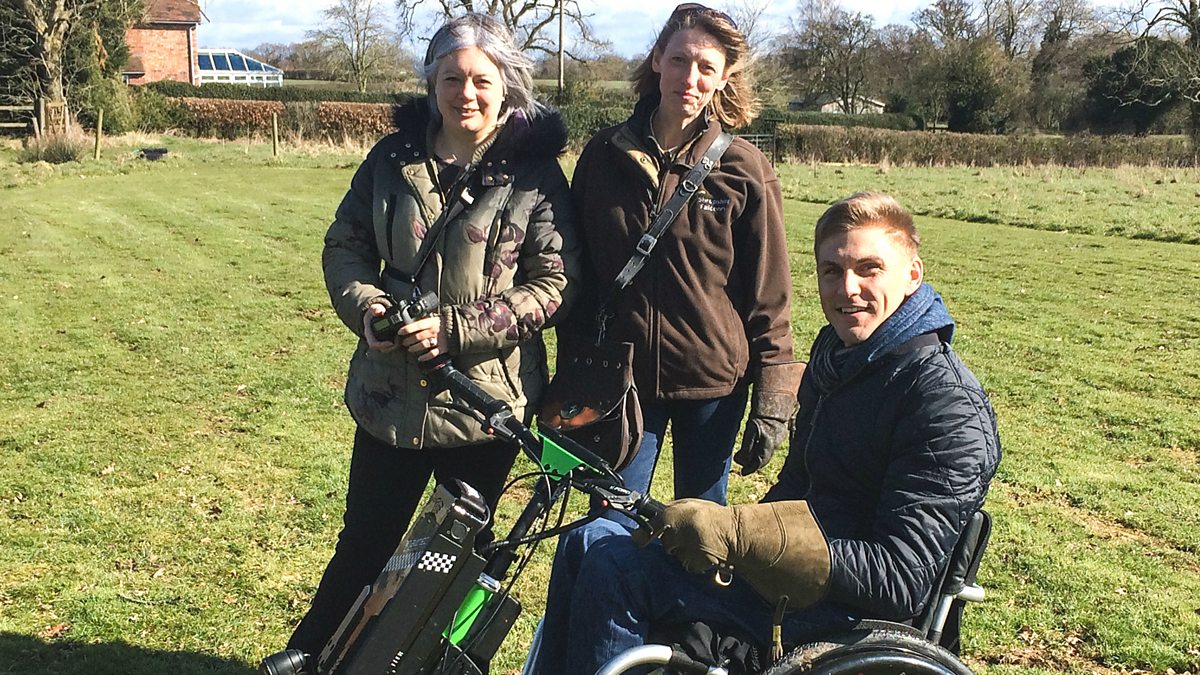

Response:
(595, 131), (734, 337)
(613, 132), (733, 290)
(383, 162), (479, 286)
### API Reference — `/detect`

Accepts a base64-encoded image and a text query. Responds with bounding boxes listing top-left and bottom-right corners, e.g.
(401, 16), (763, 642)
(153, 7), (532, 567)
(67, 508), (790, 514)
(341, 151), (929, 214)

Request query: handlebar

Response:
(420, 353), (663, 581)
(583, 479), (665, 527)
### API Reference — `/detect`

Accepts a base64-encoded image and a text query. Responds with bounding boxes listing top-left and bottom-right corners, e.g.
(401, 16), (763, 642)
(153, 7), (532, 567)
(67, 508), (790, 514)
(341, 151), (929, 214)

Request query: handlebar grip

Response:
(433, 361), (506, 417)
(636, 495), (666, 523)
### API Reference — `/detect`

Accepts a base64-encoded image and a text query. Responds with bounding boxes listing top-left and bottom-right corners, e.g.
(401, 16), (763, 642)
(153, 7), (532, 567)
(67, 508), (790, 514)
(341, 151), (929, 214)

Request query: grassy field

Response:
(775, 162), (1200, 244)
(1, 135), (1198, 675)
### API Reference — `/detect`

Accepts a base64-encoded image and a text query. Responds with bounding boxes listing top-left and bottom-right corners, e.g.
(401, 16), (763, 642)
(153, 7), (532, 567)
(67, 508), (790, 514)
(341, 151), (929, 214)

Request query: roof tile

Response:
(143, 0), (202, 24)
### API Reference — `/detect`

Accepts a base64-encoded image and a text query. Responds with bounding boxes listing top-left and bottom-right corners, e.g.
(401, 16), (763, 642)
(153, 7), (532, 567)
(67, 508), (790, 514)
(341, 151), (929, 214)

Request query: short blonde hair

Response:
(814, 192), (920, 257)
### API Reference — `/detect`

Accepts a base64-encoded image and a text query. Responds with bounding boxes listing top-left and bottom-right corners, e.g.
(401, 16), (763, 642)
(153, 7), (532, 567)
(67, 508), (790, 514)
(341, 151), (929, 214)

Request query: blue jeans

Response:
(530, 519), (859, 675)
(616, 388), (749, 510)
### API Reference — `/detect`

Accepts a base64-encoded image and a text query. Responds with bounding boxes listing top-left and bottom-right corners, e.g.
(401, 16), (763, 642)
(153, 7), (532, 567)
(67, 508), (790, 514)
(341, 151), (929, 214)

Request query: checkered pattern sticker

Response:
(416, 551), (457, 574)
(384, 536), (433, 573)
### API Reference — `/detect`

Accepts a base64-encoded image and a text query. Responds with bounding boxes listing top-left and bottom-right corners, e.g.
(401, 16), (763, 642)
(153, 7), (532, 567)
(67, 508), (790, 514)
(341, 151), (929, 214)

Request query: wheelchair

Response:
(594, 508), (993, 675)
(260, 290), (992, 675)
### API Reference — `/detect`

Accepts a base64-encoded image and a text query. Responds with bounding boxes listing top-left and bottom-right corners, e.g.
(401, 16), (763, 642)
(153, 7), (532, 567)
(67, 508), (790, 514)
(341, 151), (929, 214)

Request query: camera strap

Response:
(383, 162), (479, 286)
(594, 131), (733, 340)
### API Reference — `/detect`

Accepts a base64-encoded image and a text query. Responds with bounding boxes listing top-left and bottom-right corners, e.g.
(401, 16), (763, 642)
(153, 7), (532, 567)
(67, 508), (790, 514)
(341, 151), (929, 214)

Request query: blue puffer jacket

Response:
(765, 330), (1001, 621)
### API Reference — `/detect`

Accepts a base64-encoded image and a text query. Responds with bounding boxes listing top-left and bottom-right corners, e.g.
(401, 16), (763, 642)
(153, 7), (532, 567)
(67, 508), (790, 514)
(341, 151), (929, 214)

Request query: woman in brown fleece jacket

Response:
(562, 3), (803, 509)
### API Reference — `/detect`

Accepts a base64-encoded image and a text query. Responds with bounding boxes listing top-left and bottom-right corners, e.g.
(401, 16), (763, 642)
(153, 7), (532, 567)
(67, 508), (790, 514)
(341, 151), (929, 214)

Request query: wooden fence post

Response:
(272, 112), (279, 157)
(94, 109), (104, 160)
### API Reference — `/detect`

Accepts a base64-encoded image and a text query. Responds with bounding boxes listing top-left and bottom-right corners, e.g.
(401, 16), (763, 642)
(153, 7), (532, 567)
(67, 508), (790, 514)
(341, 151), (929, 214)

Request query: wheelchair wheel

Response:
(760, 628), (974, 675)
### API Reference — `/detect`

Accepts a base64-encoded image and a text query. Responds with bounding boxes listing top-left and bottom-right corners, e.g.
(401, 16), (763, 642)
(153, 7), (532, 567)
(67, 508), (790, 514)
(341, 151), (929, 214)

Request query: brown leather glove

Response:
(734, 362), (805, 475)
(653, 498), (831, 608)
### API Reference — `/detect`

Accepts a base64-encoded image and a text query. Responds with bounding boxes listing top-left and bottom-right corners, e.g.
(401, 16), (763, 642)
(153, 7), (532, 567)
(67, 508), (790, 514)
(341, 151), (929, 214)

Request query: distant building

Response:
(123, 0), (204, 85)
(197, 49), (284, 87)
(790, 95), (887, 115)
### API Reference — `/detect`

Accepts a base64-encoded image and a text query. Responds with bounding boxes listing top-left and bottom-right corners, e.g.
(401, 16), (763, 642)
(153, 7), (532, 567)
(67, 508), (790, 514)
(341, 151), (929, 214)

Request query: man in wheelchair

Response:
(527, 193), (1002, 674)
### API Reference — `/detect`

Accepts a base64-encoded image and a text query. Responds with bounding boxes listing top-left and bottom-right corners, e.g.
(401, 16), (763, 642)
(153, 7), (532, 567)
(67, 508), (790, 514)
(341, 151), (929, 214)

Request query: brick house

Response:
(123, 0), (204, 85)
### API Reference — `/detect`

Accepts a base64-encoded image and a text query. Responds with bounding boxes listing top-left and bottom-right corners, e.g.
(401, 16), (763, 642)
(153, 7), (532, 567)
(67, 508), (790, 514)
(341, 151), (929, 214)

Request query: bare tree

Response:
(1028, 0), (1104, 129)
(1114, 0), (1200, 149)
(913, 0), (979, 46)
(11, 0), (138, 105)
(1037, 0), (1099, 38)
(980, 0), (1041, 58)
(397, 0), (608, 60)
(309, 0), (399, 93)
(783, 0), (877, 113)
(1, 2), (39, 104)
(721, 0), (774, 55)
(246, 42), (295, 70)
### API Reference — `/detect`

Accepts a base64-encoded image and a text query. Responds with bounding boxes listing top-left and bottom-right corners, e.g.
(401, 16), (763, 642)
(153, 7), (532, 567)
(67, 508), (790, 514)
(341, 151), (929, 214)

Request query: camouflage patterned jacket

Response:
(322, 99), (579, 449)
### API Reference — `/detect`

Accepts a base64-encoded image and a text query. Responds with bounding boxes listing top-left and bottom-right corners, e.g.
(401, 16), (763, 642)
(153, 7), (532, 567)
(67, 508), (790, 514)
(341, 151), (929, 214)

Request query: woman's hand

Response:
(397, 315), (447, 363)
(362, 302), (400, 353)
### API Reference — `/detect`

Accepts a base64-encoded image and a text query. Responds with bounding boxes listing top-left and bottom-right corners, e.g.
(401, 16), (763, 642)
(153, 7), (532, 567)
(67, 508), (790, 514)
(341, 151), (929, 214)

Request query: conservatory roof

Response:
(197, 49), (282, 74)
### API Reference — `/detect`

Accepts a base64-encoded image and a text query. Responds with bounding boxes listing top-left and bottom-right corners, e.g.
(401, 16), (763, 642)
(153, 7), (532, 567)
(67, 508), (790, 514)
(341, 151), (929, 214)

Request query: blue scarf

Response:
(808, 283), (955, 395)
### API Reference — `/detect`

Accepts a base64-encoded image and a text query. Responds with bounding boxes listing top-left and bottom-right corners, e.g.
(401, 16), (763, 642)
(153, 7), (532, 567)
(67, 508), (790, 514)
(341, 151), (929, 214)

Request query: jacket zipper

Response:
(798, 352), (909, 485)
(801, 395), (826, 485)
(385, 193), (398, 260)
(480, 184), (517, 297)
(481, 210), (503, 296)
(403, 165), (438, 234)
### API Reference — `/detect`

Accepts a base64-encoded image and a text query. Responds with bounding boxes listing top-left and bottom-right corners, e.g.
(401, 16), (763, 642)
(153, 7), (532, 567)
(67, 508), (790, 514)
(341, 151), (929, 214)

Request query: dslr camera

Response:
(370, 290), (440, 342)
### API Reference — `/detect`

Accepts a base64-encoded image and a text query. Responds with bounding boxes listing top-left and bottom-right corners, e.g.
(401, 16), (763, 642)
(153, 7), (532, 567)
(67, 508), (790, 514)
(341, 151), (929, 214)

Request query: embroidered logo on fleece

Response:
(695, 190), (730, 214)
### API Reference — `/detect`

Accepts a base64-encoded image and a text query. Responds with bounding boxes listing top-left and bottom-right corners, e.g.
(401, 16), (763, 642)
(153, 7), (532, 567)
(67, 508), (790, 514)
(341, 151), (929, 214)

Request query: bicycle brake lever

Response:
(587, 482), (653, 528)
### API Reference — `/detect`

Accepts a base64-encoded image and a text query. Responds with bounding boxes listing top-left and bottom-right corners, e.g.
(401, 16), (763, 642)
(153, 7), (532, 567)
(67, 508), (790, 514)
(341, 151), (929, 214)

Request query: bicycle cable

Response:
(438, 469), (567, 673)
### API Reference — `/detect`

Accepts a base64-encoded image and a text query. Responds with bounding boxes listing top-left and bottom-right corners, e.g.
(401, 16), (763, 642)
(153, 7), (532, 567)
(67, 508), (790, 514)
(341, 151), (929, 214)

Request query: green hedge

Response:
(77, 78), (138, 134)
(777, 124), (1197, 167)
(172, 97), (284, 138)
(143, 95), (630, 147)
(144, 80), (414, 104)
(139, 98), (403, 140)
(744, 108), (919, 133)
(73, 84), (191, 133)
(120, 82), (1197, 167)
(539, 82), (635, 109)
(557, 103), (629, 146)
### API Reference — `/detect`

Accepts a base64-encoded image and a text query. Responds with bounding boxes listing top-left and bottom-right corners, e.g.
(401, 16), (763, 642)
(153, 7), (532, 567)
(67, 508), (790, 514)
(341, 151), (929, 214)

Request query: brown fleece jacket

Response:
(563, 95), (795, 400)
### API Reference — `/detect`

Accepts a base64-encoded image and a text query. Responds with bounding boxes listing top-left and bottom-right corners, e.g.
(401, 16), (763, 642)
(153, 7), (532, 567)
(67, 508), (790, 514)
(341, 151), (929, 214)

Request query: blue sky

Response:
(197, 0), (934, 54)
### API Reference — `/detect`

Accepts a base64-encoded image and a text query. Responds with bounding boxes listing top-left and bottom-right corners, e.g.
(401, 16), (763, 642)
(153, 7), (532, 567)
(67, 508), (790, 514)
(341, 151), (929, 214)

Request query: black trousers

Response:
(287, 426), (520, 657)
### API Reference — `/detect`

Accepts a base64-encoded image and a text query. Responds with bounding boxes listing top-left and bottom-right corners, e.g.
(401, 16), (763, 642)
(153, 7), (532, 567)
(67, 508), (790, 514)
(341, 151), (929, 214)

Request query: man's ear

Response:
(906, 255), (925, 296)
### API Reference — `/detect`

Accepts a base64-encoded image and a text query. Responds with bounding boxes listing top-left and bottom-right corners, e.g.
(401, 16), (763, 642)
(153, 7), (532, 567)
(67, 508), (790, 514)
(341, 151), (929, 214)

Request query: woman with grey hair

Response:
(279, 12), (578, 661)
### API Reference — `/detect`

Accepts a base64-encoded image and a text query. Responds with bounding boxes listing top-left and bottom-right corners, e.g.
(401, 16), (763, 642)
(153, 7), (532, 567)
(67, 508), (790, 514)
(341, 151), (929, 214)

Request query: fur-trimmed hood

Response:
(389, 96), (569, 163)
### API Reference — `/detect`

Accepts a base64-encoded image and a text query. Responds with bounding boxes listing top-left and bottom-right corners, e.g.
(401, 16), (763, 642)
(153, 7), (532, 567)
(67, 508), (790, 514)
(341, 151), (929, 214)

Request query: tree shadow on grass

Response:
(0, 632), (258, 675)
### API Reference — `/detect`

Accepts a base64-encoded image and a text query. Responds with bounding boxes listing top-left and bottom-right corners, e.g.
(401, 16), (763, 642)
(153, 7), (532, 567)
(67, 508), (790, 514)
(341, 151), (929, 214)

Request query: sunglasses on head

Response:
(670, 2), (738, 29)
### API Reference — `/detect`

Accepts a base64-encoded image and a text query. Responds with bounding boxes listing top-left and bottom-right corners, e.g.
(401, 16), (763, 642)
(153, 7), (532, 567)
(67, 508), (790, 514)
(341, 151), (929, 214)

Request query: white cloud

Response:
(199, 0), (330, 49)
